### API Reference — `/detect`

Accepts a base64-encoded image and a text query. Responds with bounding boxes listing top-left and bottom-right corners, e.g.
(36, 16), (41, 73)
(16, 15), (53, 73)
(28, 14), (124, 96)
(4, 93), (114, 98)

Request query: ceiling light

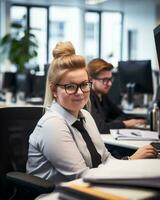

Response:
(86, 0), (108, 5)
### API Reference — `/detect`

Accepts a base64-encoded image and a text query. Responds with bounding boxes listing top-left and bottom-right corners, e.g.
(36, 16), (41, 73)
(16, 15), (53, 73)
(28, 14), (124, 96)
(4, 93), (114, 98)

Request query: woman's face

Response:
(53, 68), (90, 117)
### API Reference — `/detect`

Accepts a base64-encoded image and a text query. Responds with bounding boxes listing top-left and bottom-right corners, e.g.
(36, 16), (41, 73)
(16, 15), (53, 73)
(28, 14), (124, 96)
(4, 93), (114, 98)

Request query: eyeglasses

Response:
(56, 81), (92, 95)
(93, 77), (113, 84)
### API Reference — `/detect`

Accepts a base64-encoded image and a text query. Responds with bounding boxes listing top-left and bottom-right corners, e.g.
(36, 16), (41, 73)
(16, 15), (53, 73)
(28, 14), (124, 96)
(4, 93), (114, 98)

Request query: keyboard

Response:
(150, 142), (160, 151)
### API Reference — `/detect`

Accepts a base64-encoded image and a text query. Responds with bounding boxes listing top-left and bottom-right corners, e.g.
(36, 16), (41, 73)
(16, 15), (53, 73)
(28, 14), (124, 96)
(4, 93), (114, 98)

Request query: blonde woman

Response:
(26, 42), (158, 185)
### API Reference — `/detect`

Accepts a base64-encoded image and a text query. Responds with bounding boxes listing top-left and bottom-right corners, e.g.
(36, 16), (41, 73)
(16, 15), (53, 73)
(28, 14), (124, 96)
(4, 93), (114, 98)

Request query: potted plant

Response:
(0, 22), (38, 73)
(0, 22), (38, 102)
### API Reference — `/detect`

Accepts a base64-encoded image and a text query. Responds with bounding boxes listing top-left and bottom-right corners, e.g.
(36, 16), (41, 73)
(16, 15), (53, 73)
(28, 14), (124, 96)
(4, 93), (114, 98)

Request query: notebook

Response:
(110, 129), (159, 140)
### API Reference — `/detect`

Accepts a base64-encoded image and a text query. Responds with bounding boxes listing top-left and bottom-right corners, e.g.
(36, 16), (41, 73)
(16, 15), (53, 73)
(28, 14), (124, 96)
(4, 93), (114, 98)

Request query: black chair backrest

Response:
(0, 106), (43, 199)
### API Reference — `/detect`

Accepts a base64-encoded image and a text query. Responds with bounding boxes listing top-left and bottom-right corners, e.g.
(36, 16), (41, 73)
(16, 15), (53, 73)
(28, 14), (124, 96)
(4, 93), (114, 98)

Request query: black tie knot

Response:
(72, 120), (86, 132)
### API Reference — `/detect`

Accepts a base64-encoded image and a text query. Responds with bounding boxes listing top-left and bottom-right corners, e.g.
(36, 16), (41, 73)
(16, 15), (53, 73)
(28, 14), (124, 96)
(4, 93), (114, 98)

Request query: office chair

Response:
(0, 106), (54, 200)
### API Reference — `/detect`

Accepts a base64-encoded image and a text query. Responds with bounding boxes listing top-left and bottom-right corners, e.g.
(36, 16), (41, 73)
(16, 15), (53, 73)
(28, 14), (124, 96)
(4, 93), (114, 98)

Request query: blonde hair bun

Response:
(52, 41), (75, 59)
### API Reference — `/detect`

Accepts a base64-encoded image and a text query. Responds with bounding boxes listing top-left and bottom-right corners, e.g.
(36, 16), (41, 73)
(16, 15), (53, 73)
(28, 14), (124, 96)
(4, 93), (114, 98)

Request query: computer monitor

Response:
(153, 24), (160, 103)
(32, 74), (46, 98)
(154, 24), (160, 67)
(25, 71), (45, 105)
(16, 73), (27, 93)
(108, 71), (122, 106)
(118, 60), (153, 108)
(118, 60), (153, 94)
(2, 72), (17, 93)
(44, 63), (50, 76)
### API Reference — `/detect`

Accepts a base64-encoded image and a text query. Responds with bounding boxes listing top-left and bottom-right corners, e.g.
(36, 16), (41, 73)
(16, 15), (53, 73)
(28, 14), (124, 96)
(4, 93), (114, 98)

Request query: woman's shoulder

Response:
(38, 109), (64, 126)
(81, 108), (90, 115)
(30, 110), (68, 139)
(81, 108), (95, 121)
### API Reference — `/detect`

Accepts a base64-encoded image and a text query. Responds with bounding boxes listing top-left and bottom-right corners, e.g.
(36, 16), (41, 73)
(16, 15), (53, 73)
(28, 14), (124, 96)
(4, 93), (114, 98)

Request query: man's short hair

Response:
(87, 58), (113, 78)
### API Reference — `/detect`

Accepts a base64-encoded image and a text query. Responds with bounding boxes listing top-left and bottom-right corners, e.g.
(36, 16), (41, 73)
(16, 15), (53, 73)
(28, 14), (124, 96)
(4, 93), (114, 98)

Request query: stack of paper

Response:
(110, 129), (159, 140)
(57, 181), (127, 200)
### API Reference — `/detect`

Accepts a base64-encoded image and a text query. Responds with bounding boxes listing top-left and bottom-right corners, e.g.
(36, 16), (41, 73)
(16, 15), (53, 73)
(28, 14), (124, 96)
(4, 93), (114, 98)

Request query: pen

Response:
(131, 132), (141, 136)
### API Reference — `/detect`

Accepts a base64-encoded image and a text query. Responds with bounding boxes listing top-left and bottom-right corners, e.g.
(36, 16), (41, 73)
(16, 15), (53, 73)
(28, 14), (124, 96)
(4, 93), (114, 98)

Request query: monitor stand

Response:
(126, 83), (135, 110)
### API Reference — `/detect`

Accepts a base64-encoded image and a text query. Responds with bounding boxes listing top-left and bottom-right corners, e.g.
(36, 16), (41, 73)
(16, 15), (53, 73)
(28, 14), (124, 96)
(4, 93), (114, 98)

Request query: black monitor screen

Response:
(32, 74), (46, 98)
(154, 24), (160, 67)
(118, 60), (153, 94)
(2, 72), (17, 93)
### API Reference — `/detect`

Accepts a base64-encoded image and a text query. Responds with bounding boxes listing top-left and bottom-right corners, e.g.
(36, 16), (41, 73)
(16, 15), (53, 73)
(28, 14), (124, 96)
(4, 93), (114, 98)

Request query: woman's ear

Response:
(50, 84), (57, 98)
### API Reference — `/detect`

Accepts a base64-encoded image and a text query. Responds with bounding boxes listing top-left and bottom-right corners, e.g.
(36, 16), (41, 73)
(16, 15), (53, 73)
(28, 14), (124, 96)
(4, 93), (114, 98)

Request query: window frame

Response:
(86, 9), (123, 64)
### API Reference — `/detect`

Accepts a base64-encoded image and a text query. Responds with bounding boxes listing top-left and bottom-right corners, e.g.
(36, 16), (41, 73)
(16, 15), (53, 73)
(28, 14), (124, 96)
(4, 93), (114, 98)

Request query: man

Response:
(87, 58), (146, 134)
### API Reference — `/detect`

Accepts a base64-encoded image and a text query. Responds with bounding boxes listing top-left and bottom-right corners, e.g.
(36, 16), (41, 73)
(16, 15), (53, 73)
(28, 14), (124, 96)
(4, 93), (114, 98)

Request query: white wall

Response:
(122, 0), (158, 69)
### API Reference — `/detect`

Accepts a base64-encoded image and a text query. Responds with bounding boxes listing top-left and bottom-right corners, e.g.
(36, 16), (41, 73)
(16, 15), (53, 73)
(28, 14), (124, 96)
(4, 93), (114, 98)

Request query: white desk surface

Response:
(123, 107), (148, 115)
(101, 134), (153, 150)
(0, 101), (43, 108)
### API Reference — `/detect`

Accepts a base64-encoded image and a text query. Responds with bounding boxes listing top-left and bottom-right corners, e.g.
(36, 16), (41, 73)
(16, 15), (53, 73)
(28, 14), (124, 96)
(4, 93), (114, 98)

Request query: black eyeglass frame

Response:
(92, 76), (113, 84)
(56, 81), (92, 95)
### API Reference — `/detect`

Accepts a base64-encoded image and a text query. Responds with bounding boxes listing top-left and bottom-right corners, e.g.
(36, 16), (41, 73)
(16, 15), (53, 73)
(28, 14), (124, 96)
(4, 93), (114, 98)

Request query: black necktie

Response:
(72, 120), (102, 168)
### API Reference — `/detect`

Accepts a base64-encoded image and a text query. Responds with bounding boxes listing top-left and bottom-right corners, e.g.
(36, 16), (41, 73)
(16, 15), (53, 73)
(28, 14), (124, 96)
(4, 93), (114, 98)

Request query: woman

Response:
(26, 42), (158, 185)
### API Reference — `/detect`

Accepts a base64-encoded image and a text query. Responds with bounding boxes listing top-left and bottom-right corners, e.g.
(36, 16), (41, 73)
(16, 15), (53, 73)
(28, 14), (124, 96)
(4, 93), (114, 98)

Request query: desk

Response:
(0, 100), (43, 108)
(37, 179), (160, 200)
(101, 134), (152, 158)
(123, 107), (148, 118)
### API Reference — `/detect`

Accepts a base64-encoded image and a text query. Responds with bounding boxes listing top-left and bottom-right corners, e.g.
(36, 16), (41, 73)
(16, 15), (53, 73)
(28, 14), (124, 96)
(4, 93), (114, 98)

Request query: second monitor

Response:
(118, 60), (153, 108)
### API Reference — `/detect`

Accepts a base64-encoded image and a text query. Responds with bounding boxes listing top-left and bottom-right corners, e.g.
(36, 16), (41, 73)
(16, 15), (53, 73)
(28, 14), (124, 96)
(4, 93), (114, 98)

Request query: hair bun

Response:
(52, 41), (75, 59)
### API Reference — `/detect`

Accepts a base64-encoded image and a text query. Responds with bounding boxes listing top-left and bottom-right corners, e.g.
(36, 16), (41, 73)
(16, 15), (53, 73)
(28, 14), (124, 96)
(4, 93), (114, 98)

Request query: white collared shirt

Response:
(26, 101), (114, 185)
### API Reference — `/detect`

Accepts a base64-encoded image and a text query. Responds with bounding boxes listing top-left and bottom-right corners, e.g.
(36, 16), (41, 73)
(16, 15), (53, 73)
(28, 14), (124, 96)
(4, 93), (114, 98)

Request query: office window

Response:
(101, 12), (122, 67)
(86, 23), (95, 39)
(10, 6), (27, 71)
(10, 5), (122, 69)
(51, 21), (65, 38)
(128, 30), (138, 60)
(85, 12), (99, 61)
(11, 5), (48, 70)
(30, 7), (47, 68)
(85, 11), (122, 66)
(11, 6), (27, 37)
(11, 6), (27, 28)
(49, 6), (82, 62)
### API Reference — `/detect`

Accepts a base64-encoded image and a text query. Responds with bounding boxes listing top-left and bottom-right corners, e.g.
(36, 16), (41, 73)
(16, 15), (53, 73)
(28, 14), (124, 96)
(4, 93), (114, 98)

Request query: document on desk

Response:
(110, 129), (159, 140)
(83, 159), (160, 190)
(57, 180), (127, 200)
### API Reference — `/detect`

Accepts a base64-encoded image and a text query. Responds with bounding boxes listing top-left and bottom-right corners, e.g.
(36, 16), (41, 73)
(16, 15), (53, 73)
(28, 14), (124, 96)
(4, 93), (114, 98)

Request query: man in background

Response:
(87, 58), (146, 134)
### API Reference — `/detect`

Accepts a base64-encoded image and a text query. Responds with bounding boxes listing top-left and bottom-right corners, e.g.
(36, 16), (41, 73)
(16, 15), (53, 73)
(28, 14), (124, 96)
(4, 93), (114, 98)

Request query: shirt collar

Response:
(50, 101), (85, 125)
